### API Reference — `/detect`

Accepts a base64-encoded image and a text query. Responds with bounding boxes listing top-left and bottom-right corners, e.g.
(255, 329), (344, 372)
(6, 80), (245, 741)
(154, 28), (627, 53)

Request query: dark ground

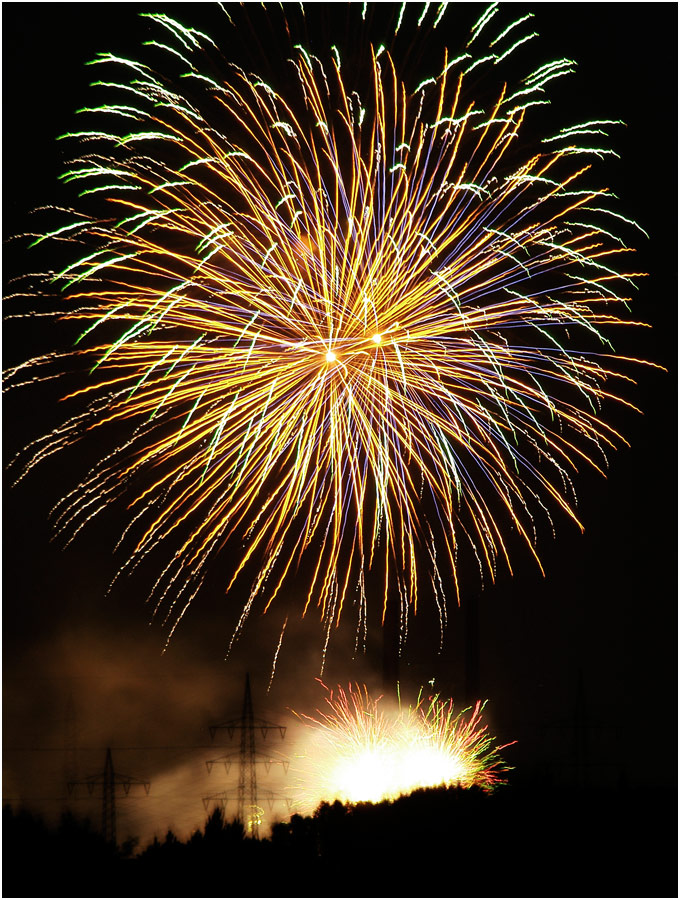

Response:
(3, 780), (678, 899)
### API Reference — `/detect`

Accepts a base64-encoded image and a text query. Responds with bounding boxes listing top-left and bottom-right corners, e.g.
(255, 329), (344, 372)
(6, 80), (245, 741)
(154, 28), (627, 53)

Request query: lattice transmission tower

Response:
(204, 673), (289, 838)
(62, 691), (79, 800)
(68, 747), (150, 845)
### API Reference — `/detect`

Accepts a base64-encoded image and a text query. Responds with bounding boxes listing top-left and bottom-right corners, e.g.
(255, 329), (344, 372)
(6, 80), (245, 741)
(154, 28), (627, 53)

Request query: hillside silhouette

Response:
(3, 780), (677, 898)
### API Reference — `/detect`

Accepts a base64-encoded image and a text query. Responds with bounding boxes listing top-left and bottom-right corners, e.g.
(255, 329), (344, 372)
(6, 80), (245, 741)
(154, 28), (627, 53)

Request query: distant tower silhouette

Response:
(540, 669), (618, 787)
(464, 591), (481, 704)
(62, 691), (78, 799)
(238, 673), (257, 827)
(205, 673), (288, 838)
(68, 747), (150, 845)
(382, 600), (401, 696)
(102, 748), (116, 843)
(573, 669), (590, 790)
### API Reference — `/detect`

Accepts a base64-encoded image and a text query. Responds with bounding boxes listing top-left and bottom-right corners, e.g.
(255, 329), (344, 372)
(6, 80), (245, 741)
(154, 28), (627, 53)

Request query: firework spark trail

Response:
(5, 5), (657, 660)
(291, 682), (513, 810)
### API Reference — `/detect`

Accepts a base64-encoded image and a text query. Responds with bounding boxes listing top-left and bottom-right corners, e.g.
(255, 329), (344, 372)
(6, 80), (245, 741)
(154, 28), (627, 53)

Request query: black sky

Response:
(2, 2), (677, 847)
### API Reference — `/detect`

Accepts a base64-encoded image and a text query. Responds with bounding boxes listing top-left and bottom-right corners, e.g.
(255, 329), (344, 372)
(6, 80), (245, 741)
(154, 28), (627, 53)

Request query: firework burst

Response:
(5, 5), (655, 660)
(291, 682), (513, 811)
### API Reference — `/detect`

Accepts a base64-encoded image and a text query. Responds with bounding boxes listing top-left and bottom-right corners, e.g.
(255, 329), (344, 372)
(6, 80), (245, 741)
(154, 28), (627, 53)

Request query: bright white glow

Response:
(325, 742), (469, 804)
(325, 350), (337, 362)
(296, 721), (475, 810)
(289, 687), (511, 816)
(330, 749), (396, 803)
(372, 333), (382, 344)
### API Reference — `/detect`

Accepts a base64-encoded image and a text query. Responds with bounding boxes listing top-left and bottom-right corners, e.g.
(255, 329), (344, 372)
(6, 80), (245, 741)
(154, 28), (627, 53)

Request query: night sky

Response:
(2, 2), (677, 852)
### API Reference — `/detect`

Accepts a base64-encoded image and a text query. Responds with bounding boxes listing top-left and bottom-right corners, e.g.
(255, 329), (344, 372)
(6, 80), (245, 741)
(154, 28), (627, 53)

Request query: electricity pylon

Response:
(204, 673), (288, 838)
(68, 747), (150, 845)
(62, 692), (78, 801)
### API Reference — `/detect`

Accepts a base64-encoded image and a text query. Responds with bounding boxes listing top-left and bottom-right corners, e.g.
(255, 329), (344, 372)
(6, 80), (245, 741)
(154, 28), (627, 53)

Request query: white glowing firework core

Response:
(324, 738), (472, 805)
(331, 748), (392, 804)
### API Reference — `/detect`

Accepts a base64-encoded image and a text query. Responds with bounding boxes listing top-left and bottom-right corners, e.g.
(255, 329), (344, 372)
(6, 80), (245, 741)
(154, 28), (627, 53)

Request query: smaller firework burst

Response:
(293, 683), (397, 806)
(405, 693), (516, 792)
(292, 683), (513, 812)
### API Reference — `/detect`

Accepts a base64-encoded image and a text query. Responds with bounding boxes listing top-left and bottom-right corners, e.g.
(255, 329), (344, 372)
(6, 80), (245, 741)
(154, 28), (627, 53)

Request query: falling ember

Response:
(291, 683), (514, 812)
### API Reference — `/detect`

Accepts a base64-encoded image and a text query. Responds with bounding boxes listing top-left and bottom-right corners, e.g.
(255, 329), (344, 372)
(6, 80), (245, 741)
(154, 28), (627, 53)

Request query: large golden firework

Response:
(6, 5), (654, 659)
